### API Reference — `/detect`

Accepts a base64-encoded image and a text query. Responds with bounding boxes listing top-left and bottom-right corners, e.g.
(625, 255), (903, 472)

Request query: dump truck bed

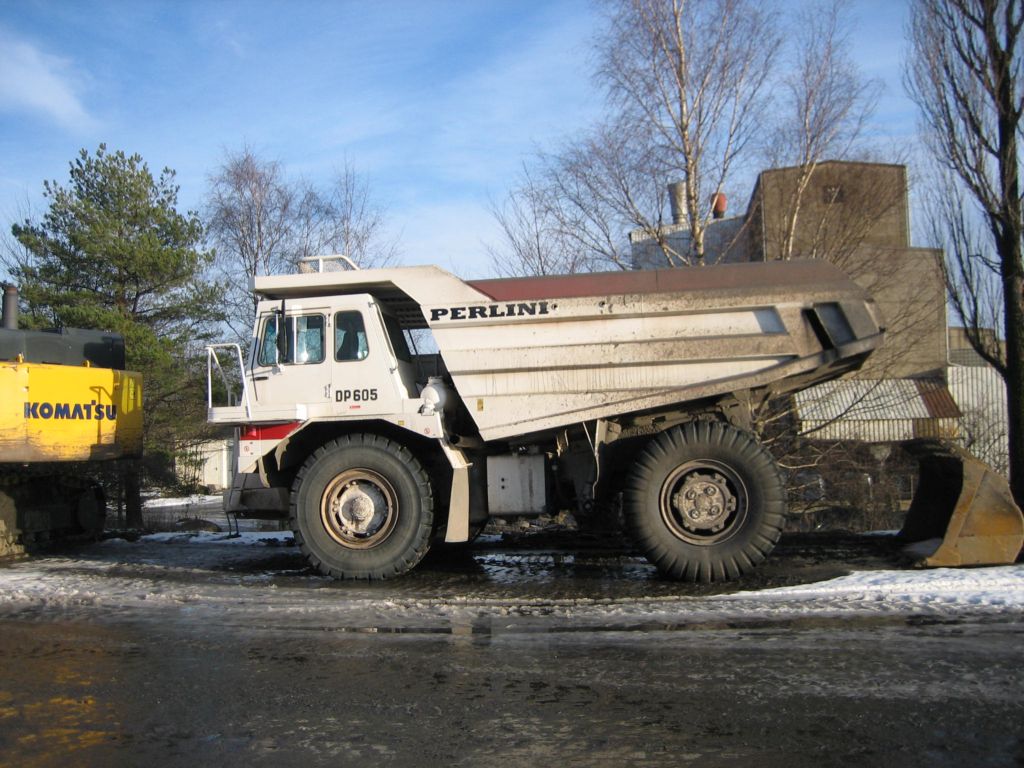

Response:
(254, 260), (884, 441)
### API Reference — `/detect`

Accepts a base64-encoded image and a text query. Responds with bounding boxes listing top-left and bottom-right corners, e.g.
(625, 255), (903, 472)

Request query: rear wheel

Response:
(624, 422), (785, 582)
(290, 434), (433, 579)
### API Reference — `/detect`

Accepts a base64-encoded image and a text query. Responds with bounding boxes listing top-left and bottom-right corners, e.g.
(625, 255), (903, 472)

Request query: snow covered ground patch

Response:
(712, 565), (1024, 620)
(735, 565), (1024, 607)
(142, 494), (223, 509)
(127, 531), (293, 546)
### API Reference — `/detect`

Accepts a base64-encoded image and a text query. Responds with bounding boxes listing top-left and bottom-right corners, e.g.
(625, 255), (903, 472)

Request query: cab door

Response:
(329, 299), (411, 416)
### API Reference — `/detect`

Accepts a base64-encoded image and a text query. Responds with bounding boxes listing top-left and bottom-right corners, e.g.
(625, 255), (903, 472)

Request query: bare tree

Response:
(489, 118), (665, 275)
(206, 149), (398, 344)
(490, 0), (780, 275)
(906, 0), (1024, 504)
(488, 166), (601, 277)
(728, 1), (930, 523)
(541, 119), (665, 269)
(1, 199), (41, 287)
(318, 162), (399, 268)
(206, 148), (300, 277)
(205, 148), (305, 342)
(765, 0), (883, 260)
(745, 2), (928, 493)
(923, 170), (1006, 359)
(598, 0), (781, 264)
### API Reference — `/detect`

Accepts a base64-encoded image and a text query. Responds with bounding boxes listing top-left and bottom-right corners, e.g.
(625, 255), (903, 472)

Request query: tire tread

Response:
(289, 434), (433, 580)
(624, 422), (785, 583)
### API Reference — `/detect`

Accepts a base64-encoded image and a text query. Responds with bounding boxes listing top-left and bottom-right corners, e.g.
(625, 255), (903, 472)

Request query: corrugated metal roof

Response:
(796, 379), (934, 421)
(794, 378), (961, 442)
(915, 378), (962, 419)
(948, 365), (1008, 474)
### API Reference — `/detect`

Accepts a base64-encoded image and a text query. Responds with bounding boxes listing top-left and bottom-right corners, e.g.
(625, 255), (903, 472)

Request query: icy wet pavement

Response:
(0, 530), (1021, 633)
(1, 531), (1023, 767)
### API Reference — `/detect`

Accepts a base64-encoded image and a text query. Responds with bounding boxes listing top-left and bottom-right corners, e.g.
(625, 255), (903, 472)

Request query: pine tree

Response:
(11, 145), (224, 497)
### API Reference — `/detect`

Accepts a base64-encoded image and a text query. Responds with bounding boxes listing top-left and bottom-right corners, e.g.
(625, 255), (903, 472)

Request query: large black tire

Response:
(290, 435), (434, 579)
(624, 422), (785, 582)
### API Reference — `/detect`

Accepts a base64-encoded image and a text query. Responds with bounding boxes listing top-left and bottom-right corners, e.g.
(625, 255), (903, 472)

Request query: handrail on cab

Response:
(206, 343), (251, 419)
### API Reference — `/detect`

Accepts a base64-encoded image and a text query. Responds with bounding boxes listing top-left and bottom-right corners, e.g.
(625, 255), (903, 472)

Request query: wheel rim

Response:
(320, 469), (399, 549)
(659, 460), (748, 545)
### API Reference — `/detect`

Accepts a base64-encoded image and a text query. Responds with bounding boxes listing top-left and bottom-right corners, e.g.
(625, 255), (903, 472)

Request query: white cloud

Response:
(0, 29), (96, 131)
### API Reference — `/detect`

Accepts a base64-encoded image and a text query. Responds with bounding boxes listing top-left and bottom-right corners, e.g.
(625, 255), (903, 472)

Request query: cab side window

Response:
(335, 311), (369, 362)
(257, 315), (280, 366)
(257, 314), (325, 366)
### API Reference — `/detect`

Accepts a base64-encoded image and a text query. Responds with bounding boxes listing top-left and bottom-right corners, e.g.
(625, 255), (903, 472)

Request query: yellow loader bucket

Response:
(900, 440), (1024, 567)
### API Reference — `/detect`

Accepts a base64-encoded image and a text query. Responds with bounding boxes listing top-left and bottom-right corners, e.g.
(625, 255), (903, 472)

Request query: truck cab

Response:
(244, 294), (416, 421)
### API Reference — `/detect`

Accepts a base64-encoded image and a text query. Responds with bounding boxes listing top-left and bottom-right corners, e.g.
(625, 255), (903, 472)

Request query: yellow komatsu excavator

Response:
(0, 285), (143, 556)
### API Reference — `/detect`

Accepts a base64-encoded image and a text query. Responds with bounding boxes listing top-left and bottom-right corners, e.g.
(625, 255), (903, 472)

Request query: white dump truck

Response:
(207, 257), (1022, 581)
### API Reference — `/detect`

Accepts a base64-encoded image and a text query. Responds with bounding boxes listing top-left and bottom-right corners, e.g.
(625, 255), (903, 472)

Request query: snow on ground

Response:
(128, 531), (293, 545)
(142, 494), (223, 509)
(0, 529), (1021, 632)
(727, 566), (1024, 612)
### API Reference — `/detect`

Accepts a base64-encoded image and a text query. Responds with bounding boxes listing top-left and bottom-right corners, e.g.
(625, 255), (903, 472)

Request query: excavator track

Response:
(0, 466), (106, 558)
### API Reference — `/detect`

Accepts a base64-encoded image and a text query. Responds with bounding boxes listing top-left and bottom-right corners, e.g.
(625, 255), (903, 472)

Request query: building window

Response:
(823, 184), (845, 203)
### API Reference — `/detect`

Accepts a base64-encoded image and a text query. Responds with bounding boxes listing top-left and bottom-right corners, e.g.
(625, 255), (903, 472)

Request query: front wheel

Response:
(290, 434), (434, 579)
(624, 422), (785, 582)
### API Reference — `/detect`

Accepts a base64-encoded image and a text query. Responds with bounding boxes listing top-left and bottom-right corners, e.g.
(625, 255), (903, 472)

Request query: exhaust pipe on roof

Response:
(2, 284), (17, 330)
(668, 182), (685, 225)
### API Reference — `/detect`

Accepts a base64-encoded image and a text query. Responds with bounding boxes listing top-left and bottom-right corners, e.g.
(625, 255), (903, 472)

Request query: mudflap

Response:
(899, 440), (1024, 567)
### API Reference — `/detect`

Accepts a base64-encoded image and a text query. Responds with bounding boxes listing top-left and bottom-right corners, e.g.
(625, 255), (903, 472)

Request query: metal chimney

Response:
(668, 182), (685, 225)
(2, 284), (17, 330)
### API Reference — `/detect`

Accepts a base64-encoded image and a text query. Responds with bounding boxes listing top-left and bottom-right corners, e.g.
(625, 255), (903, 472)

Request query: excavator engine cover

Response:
(900, 440), (1023, 567)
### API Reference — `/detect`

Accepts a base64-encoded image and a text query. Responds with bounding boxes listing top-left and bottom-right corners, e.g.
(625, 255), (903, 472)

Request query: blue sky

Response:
(0, 0), (913, 279)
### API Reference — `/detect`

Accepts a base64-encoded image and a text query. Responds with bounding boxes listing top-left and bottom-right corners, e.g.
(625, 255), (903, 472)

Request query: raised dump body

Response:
(212, 260), (882, 437)
(433, 262), (880, 440)
(206, 257), (914, 581)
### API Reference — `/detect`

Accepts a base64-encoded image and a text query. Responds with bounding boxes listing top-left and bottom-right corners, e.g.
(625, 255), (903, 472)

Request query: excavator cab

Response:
(900, 440), (1023, 567)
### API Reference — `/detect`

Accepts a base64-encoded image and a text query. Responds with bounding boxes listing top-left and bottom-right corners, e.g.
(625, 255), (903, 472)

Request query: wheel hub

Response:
(673, 472), (736, 532)
(334, 483), (385, 534)
(659, 459), (748, 546)
(320, 470), (398, 549)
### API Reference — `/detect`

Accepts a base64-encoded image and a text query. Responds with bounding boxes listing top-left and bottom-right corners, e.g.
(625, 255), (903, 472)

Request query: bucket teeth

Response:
(899, 440), (1024, 567)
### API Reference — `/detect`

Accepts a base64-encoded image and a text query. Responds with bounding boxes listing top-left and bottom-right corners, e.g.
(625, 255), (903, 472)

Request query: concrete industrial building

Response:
(631, 161), (1007, 475)
(632, 161), (947, 380)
